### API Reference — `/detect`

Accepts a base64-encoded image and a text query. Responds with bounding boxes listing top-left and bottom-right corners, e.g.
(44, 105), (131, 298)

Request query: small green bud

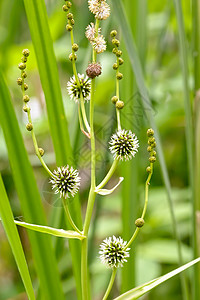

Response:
(151, 141), (156, 148)
(21, 56), (27, 63)
(116, 50), (122, 57)
(18, 63), (26, 70)
(67, 12), (73, 19)
(111, 96), (118, 104)
(112, 48), (117, 54)
(22, 72), (27, 79)
(26, 123), (33, 131)
(69, 53), (77, 61)
(147, 146), (152, 152)
(110, 30), (117, 37)
(38, 148), (45, 157)
(70, 19), (75, 25)
(72, 43), (79, 51)
(148, 137), (155, 145)
(17, 78), (23, 85)
(66, 24), (72, 31)
(23, 95), (30, 102)
(146, 166), (152, 173)
(149, 156), (156, 163)
(112, 38), (120, 47)
(62, 4), (68, 11)
(115, 100), (124, 109)
(23, 106), (29, 112)
(152, 150), (156, 156)
(135, 218), (145, 228)
(22, 49), (30, 57)
(24, 83), (28, 91)
(113, 63), (118, 70)
(116, 72), (123, 80)
(66, 1), (72, 8)
(118, 58), (124, 65)
(147, 128), (154, 137)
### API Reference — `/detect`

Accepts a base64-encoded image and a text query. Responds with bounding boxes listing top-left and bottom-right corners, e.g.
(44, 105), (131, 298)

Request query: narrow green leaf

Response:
(0, 71), (65, 300)
(0, 175), (35, 300)
(113, 257), (200, 300)
(13, 220), (85, 240)
(22, 1), (83, 298)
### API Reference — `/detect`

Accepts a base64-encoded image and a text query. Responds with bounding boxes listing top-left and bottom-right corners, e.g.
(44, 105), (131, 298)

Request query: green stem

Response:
(80, 91), (91, 135)
(81, 238), (89, 300)
(62, 198), (82, 234)
(125, 163), (153, 250)
(96, 159), (119, 190)
(102, 268), (117, 300)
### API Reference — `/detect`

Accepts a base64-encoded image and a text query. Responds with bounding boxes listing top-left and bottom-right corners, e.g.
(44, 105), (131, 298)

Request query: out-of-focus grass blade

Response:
(0, 71), (65, 300)
(113, 0), (185, 276)
(22, 1), (82, 298)
(13, 220), (85, 240)
(113, 257), (200, 300)
(0, 174), (35, 300)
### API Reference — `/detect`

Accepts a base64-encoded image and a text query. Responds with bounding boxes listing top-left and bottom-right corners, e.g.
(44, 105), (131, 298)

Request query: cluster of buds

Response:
(111, 30), (124, 110)
(146, 128), (156, 172)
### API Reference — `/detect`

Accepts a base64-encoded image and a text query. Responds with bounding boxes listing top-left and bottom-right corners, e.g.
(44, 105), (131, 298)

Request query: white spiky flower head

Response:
(99, 236), (130, 268)
(93, 35), (106, 54)
(109, 129), (139, 161)
(67, 74), (91, 102)
(50, 166), (80, 199)
(88, 0), (110, 20)
(85, 22), (101, 42)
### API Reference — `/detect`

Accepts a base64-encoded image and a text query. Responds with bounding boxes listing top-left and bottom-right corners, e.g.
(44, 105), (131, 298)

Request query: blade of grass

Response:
(0, 70), (65, 300)
(173, 1), (195, 299)
(22, 1), (83, 298)
(0, 174), (35, 300)
(113, 257), (200, 300)
(112, 0), (187, 297)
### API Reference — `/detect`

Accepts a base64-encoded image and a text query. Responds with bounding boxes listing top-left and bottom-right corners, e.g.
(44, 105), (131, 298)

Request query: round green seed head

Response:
(149, 156), (156, 163)
(22, 72), (27, 79)
(18, 63), (26, 70)
(72, 43), (79, 51)
(110, 30), (117, 37)
(152, 150), (156, 156)
(116, 72), (123, 80)
(151, 141), (156, 148)
(24, 83), (28, 91)
(26, 123), (33, 131)
(70, 19), (75, 25)
(112, 48), (117, 54)
(118, 58), (124, 65)
(66, 24), (72, 31)
(116, 50), (122, 57)
(147, 128), (154, 137)
(148, 137), (155, 145)
(147, 146), (152, 152)
(21, 56), (27, 63)
(17, 78), (23, 85)
(111, 96), (118, 104)
(23, 95), (30, 102)
(23, 106), (29, 112)
(135, 218), (145, 228)
(38, 148), (45, 157)
(62, 4), (68, 11)
(112, 38), (120, 47)
(113, 63), (118, 70)
(22, 49), (30, 57)
(115, 100), (124, 109)
(69, 53), (77, 61)
(66, 1), (72, 8)
(146, 166), (151, 173)
(67, 12), (73, 19)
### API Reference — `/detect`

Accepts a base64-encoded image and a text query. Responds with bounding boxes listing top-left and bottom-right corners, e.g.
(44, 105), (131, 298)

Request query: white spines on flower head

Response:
(85, 22), (101, 42)
(88, 0), (110, 20)
(93, 35), (106, 54)
(67, 73), (91, 102)
(50, 166), (81, 199)
(99, 236), (130, 268)
(109, 129), (139, 161)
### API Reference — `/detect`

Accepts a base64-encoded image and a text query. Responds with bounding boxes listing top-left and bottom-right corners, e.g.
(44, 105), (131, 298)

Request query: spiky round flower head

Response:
(95, 1), (110, 20)
(109, 129), (139, 161)
(93, 35), (106, 54)
(67, 74), (91, 102)
(50, 166), (80, 199)
(99, 236), (130, 268)
(85, 23), (101, 42)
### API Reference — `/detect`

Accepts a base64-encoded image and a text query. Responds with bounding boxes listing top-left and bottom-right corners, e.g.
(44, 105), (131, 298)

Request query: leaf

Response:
(13, 220), (85, 240)
(95, 177), (124, 195)
(113, 257), (200, 299)
(0, 175), (35, 300)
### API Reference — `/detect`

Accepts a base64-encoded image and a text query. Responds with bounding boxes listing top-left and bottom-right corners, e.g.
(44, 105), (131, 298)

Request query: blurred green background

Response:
(0, 0), (197, 299)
